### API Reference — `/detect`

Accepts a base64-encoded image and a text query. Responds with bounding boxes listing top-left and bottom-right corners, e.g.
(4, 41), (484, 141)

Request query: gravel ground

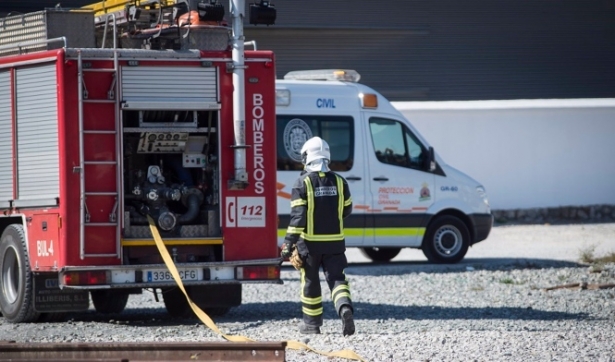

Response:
(1, 223), (615, 361)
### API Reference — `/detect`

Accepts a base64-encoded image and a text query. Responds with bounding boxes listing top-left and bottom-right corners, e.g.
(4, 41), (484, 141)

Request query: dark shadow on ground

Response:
(493, 220), (615, 227)
(280, 258), (584, 277)
(225, 301), (591, 323)
(56, 299), (591, 328)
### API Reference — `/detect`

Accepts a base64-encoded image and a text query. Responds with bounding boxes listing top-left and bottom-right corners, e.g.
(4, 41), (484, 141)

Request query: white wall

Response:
(392, 99), (615, 210)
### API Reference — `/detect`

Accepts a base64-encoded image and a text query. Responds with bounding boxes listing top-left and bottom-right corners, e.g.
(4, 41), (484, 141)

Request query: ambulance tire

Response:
(0, 224), (40, 323)
(360, 247), (402, 262)
(422, 215), (470, 264)
(163, 287), (191, 318)
(91, 290), (129, 314)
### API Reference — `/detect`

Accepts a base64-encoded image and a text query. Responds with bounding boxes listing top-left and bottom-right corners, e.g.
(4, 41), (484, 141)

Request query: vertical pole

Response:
(114, 49), (121, 258)
(77, 50), (85, 260)
(230, 0), (248, 186)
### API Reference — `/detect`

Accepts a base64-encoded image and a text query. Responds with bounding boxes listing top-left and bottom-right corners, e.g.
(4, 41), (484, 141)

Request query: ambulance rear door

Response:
(275, 82), (368, 247)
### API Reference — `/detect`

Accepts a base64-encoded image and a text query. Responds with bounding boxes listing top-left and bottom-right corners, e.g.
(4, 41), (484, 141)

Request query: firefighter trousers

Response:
(300, 252), (353, 327)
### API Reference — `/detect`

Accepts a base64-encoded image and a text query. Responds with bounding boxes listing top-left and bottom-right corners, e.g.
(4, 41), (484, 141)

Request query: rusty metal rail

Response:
(0, 341), (287, 361)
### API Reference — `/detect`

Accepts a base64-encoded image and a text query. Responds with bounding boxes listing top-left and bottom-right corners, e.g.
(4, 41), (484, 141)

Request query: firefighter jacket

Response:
(284, 170), (352, 256)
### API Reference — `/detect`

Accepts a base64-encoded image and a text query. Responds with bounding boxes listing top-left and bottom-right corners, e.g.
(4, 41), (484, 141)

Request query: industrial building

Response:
(1, 0), (614, 101)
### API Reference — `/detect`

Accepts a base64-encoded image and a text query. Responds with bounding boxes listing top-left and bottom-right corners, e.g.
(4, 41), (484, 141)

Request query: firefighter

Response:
(281, 136), (355, 336)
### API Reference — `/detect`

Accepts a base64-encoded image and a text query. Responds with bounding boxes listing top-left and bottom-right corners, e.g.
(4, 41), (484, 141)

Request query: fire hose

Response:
(147, 216), (366, 362)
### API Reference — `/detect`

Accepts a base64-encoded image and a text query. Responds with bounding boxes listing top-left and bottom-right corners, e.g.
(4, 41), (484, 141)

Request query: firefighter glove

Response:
(289, 248), (303, 270)
(280, 242), (294, 259)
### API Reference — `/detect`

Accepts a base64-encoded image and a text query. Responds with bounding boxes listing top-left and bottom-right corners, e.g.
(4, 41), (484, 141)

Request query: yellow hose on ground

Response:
(147, 216), (366, 361)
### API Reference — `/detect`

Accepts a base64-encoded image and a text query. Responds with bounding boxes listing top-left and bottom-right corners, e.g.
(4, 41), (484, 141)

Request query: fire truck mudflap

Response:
(33, 274), (90, 313)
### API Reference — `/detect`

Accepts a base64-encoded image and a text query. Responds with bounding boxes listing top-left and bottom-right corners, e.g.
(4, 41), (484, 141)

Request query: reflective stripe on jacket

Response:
(285, 171), (352, 255)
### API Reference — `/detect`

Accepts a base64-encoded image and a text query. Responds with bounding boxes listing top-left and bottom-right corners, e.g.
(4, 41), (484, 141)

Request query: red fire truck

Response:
(0, 0), (281, 323)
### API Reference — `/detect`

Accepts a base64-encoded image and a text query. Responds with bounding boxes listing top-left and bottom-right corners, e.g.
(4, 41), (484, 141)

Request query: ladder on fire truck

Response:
(75, 0), (184, 259)
(77, 47), (122, 259)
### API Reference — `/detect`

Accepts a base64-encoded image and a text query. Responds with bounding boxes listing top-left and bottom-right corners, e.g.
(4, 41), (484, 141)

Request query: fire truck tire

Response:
(360, 247), (402, 262)
(91, 290), (129, 314)
(0, 224), (40, 323)
(162, 287), (191, 318)
(422, 215), (470, 264)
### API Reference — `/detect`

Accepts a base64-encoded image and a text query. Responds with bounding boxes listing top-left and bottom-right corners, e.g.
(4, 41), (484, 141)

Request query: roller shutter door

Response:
(0, 71), (12, 208)
(15, 63), (59, 206)
(121, 66), (219, 110)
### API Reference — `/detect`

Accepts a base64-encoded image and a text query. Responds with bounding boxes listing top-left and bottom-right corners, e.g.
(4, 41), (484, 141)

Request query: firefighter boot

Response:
(340, 306), (355, 336)
(299, 324), (321, 334)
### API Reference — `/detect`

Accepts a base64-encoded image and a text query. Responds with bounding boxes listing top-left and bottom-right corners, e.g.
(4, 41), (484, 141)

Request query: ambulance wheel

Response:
(91, 290), (129, 314)
(360, 247), (401, 262)
(163, 287), (191, 318)
(422, 215), (470, 264)
(0, 224), (40, 323)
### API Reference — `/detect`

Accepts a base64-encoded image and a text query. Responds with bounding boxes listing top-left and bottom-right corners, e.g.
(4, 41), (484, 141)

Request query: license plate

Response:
(144, 268), (200, 282)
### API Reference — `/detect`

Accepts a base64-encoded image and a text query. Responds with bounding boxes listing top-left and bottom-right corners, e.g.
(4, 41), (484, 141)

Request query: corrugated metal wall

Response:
(2, 1), (614, 101)
(244, 0), (615, 101)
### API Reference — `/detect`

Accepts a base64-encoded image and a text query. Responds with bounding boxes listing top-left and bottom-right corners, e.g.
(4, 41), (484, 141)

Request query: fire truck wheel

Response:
(360, 247), (402, 262)
(422, 215), (470, 264)
(162, 287), (191, 318)
(0, 224), (41, 323)
(91, 290), (129, 314)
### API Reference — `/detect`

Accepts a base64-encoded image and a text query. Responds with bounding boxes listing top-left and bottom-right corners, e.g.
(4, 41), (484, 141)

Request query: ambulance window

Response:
(276, 115), (354, 172)
(369, 118), (425, 170)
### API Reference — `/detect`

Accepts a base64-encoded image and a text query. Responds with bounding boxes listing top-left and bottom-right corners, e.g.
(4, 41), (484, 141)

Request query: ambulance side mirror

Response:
(426, 146), (436, 172)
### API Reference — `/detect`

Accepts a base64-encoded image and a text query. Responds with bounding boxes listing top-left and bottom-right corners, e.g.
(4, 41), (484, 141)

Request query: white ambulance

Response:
(275, 70), (493, 263)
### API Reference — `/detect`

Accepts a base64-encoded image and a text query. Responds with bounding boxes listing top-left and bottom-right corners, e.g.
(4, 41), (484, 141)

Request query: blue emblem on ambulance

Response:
(283, 118), (313, 162)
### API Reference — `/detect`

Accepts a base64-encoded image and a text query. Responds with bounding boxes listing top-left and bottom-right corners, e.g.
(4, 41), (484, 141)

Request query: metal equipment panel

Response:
(121, 66), (218, 104)
(0, 10), (95, 56)
(0, 70), (12, 207)
(15, 63), (60, 203)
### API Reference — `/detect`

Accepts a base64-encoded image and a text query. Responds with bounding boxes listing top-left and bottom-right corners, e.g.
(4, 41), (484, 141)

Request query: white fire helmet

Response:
(301, 137), (331, 172)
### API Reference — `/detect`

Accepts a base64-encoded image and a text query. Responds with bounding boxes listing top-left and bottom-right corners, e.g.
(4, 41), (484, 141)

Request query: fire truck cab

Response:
(0, 0), (281, 323)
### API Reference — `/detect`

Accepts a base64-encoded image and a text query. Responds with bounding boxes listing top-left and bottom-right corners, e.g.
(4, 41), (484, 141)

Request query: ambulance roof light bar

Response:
(284, 69), (361, 83)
